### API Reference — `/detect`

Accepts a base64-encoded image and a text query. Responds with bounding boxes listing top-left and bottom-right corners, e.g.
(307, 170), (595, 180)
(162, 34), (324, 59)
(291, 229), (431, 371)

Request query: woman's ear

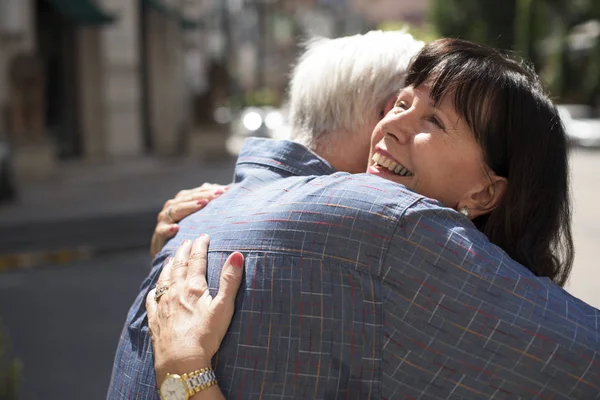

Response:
(463, 174), (508, 219)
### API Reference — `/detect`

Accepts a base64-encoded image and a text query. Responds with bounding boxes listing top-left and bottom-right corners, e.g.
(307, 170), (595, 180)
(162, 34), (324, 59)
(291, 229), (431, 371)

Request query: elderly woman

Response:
(146, 38), (588, 399)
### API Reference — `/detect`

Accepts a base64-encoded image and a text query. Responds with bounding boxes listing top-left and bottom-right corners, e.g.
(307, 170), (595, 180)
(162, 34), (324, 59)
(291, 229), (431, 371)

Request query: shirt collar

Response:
(236, 138), (337, 177)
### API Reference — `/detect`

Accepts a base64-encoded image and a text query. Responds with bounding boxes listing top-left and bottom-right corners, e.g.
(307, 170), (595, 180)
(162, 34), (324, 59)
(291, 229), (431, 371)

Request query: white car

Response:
(0, 141), (16, 202)
(558, 105), (600, 148)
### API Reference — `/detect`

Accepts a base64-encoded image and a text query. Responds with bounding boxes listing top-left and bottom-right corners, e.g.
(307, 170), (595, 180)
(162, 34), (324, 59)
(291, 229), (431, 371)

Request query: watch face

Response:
(160, 375), (188, 400)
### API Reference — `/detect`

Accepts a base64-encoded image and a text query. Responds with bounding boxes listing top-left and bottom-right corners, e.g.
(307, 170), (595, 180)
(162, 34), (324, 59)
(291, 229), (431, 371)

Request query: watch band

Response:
(182, 367), (218, 396)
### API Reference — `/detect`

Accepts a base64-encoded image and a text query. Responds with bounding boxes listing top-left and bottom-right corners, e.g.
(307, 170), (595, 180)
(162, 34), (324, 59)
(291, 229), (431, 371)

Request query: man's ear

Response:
(379, 95), (398, 119)
(462, 174), (508, 219)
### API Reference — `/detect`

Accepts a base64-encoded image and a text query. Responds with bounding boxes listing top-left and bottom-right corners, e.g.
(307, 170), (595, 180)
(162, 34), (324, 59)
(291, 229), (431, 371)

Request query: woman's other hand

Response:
(146, 235), (244, 385)
(150, 183), (229, 258)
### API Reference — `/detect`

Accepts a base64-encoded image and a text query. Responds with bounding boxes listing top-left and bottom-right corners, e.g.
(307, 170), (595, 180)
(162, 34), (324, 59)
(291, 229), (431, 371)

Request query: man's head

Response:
(288, 30), (424, 173)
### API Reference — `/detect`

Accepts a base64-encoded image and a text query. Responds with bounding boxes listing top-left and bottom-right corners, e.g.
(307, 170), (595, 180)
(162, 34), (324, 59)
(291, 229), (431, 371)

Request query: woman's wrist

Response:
(157, 361), (222, 400)
(156, 357), (212, 385)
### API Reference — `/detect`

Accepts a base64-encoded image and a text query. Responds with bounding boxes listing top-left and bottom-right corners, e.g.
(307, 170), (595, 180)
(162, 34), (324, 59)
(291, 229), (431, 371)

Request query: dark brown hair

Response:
(405, 38), (573, 286)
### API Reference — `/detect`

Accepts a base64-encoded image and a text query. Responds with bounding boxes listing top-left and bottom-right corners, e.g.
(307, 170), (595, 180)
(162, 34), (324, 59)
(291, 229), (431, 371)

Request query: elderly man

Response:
(109, 29), (423, 398)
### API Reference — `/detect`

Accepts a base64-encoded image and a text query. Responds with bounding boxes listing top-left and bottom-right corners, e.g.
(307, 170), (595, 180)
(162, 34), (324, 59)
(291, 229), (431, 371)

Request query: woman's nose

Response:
(386, 106), (417, 144)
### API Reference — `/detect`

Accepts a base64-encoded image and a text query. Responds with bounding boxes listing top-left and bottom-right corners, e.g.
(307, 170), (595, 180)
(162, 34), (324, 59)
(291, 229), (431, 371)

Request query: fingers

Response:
(151, 224), (179, 257)
(175, 183), (229, 201)
(172, 240), (193, 282)
(178, 187), (228, 204)
(214, 252), (244, 308)
(187, 235), (210, 295)
(156, 256), (175, 288)
(146, 288), (157, 320)
(156, 222), (179, 239)
(165, 200), (208, 223)
(157, 186), (229, 225)
(148, 256), (175, 318)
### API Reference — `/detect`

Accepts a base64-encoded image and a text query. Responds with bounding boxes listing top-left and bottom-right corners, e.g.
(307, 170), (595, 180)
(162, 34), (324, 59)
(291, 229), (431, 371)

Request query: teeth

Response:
(371, 152), (413, 177)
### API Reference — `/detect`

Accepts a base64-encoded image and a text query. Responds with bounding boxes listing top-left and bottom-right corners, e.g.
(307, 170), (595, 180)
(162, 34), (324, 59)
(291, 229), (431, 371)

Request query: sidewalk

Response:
(0, 155), (236, 271)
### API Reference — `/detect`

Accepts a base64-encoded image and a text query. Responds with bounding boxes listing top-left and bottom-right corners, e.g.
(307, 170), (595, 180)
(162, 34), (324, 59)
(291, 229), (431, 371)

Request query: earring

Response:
(459, 207), (470, 217)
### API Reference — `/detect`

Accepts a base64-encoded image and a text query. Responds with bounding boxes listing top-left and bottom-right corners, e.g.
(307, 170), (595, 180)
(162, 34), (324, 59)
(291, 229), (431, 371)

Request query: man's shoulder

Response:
(230, 171), (427, 222)
(172, 173), (430, 275)
(235, 138), (337, 178)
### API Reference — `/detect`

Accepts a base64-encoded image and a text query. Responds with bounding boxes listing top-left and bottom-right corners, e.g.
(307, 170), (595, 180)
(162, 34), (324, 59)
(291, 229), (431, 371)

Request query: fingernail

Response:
(214, 189), (224, 196)
(169, 225), (178, 233)
(166, 256), (173, 263)
(230, 253), (244, 269)
(197, 199), (208, 206)
(183, 240), (191, 245)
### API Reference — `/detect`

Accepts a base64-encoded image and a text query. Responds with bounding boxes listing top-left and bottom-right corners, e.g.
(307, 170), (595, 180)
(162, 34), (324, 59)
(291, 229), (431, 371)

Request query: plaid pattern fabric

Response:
(108, 138), (600, 399)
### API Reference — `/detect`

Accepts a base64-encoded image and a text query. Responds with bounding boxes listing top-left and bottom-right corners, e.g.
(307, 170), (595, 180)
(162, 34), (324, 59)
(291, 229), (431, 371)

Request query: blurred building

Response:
(0, 0), (206, 181)
(0, 0), (431, 184)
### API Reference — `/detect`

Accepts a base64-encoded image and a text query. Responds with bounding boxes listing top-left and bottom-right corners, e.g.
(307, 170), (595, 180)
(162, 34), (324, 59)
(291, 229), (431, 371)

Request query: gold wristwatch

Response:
(159, 367), (218, 400)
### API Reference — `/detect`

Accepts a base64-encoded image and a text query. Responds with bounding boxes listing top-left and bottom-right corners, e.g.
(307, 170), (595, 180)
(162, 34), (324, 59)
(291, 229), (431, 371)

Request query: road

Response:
(565, 148), (600, 308)
(0, 150), (599, 399)
(0, 250), (151, 400)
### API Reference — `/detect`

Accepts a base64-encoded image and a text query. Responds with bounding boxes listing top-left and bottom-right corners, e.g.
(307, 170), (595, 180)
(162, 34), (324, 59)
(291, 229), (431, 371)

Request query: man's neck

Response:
(312, 141), (368, 174)
(290, 128), (369, 174)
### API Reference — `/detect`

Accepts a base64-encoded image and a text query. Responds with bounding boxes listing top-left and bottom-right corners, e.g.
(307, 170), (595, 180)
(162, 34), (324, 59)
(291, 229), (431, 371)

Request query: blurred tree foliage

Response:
(430, 0), (600, 105)
(378, 21), (441, 43)
(430, 0), (517, 51)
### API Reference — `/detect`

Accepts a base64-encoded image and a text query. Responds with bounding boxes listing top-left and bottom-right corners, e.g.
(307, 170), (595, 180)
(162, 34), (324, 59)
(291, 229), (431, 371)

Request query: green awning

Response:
(48, 0), (116, 26)
(143, 0), (203, 30)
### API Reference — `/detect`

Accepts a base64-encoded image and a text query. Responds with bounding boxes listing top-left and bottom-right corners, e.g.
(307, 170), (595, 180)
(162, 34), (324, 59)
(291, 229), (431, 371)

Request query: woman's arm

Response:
(150, 183), (229, 258)
(146, 235), (244, 399)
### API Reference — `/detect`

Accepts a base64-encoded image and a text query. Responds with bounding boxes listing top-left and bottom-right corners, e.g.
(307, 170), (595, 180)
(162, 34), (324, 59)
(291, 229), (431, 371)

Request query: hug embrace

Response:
(109, 31), (599, 400)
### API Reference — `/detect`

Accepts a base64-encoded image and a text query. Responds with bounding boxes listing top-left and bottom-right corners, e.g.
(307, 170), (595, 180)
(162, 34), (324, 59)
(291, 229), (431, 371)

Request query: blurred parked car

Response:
(0, 140), (16, 202)
(558, 105), (600, 148)
(225, 106), (291, 155)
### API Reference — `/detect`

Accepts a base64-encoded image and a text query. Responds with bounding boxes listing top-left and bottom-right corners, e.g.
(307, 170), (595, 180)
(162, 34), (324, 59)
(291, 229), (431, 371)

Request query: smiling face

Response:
(367, 84), (505, 214)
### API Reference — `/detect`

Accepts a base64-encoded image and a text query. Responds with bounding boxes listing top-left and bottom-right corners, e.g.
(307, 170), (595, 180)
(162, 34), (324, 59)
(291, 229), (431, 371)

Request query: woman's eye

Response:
(396, 100), (409, 110)
(428, 115), (445, 130)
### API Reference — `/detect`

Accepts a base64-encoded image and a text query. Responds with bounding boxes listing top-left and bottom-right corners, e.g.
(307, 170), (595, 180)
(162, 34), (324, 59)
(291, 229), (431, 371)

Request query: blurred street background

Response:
(0, 0), (599, 398)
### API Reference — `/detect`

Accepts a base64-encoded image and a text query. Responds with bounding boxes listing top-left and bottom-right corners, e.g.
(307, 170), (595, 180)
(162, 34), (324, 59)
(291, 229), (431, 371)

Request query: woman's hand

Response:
(146, 235), (244, 387)
(150, 184), (229, 258)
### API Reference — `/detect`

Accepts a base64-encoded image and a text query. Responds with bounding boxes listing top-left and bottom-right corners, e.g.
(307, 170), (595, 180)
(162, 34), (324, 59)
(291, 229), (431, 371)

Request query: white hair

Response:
(289, 30), (424, 148)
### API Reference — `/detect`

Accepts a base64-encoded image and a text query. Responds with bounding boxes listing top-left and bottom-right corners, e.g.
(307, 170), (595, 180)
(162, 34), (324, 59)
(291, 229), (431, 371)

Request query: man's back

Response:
(109, 139), (600, 399)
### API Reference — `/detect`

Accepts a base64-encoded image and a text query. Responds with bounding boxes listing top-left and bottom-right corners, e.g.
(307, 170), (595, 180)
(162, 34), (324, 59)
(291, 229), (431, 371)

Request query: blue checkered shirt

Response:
(108, 138), (600, 399)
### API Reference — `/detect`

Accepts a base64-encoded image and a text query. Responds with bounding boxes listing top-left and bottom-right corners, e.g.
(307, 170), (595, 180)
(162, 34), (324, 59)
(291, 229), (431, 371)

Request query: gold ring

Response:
(166, 207), (174, 223)
(154, 285), (169, 301)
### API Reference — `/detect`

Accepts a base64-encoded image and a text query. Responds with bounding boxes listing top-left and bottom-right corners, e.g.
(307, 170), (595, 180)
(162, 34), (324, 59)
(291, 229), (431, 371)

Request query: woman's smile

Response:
(367, 147), (413, 182)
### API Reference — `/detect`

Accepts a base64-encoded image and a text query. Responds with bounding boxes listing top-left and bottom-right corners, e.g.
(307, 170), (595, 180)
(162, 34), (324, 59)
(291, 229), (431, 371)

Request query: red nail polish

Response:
(169, 226), (178, 233)
(214, 190), (224, 196)
(197, 199), (208, 206)
(230, 253), (244, 268)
